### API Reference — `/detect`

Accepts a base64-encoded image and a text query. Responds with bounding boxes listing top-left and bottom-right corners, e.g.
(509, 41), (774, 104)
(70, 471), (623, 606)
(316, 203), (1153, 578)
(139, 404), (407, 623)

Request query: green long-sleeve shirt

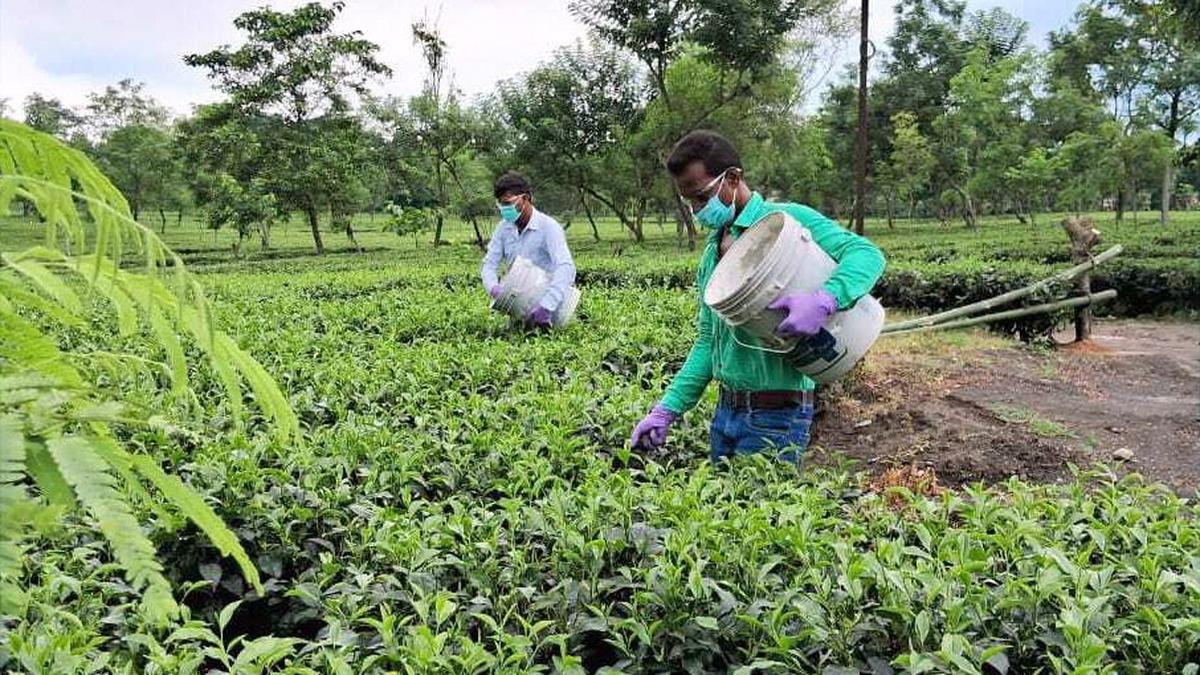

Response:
(660, 192), (886, 414)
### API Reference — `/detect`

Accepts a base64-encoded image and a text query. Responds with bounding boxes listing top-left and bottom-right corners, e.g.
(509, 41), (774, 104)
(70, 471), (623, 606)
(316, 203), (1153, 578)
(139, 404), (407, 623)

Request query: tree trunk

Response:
(159, 207), (167, 233)
(633, 195), (647, 243)
(1160, 163), (1173, 225)
(468, 216), (484, 251)
(954, 186), (976, 228)
(433, 211), (445, 246)
(674, 194), (696, 250)
(579, 192), (600, 241)
(885, 191), (895, 229)
(585, 186), (641, 242)
(306, 206), (325, 255)
(132, 203), (140, 222)
(177, 209), (184, 227)
(260, 221), (271, 251)
(433, 161), (446, 246)
(333, 209), (362, 252)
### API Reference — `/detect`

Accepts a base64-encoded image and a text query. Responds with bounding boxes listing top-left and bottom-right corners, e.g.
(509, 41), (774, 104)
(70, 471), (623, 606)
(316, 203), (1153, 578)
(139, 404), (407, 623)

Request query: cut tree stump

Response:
(1061, 216), (1102, 342)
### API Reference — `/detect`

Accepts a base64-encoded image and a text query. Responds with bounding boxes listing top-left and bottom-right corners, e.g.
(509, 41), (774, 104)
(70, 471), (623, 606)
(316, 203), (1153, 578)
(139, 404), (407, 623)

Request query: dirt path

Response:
(811, 320), (1200, 494)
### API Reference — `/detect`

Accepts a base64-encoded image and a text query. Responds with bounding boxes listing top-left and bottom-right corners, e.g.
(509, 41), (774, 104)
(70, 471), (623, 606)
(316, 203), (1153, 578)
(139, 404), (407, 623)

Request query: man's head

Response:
(666, 130), (747, 227)
(494, 171), (533, 222)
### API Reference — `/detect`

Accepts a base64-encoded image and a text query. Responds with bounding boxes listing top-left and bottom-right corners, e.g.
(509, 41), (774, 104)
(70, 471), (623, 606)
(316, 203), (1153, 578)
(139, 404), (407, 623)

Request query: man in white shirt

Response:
(481, 172), (577, 328)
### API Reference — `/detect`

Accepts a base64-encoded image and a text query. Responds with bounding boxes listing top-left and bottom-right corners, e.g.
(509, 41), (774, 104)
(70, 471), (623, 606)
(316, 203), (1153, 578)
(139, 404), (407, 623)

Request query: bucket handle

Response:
(728, 328), (794, 355)
(726, 317), (843, 355)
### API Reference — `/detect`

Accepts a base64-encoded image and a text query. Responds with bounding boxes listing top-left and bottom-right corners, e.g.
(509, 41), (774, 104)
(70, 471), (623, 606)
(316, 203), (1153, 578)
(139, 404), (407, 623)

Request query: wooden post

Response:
(853, 0), (870, 235)
(1060, 216), (1102, 342)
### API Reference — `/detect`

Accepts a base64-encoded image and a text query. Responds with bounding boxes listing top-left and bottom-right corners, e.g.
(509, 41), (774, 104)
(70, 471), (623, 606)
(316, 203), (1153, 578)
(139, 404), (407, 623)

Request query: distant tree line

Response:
(10, 0), (1198, 254)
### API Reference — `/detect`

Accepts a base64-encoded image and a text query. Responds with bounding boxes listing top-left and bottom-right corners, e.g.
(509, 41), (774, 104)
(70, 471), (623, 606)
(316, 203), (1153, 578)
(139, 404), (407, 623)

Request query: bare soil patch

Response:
(811, 320), (1200, 493)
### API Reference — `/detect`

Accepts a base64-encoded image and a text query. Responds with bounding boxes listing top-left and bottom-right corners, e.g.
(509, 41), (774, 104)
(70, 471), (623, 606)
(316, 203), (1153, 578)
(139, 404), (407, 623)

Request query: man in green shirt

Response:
(629, 130), (885, 464)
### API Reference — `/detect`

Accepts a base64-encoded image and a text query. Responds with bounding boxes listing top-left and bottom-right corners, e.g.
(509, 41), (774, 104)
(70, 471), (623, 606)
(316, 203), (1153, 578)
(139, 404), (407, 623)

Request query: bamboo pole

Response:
(881, 244), (1123, 334)
(883, 290), (1118, 336)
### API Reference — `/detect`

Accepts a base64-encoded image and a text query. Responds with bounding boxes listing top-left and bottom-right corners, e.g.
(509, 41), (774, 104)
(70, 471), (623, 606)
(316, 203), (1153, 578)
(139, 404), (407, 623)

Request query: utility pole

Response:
(854, 0), (870, 235)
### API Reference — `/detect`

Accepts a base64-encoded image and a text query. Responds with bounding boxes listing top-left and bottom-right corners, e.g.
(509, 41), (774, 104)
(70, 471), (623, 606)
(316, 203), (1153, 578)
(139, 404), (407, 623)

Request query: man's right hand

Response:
(488, 285), (503, 300)
(629, 404), (678, 450)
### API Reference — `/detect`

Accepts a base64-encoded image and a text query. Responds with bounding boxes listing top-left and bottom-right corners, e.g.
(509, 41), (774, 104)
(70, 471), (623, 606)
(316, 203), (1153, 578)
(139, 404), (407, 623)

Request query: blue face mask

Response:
(498, 203), (520, 222)
(693, 172), (735, 228)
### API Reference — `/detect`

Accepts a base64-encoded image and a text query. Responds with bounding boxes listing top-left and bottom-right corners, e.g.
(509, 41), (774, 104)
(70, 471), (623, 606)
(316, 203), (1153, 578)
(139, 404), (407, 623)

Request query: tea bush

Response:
(4, 234), (1200, 672)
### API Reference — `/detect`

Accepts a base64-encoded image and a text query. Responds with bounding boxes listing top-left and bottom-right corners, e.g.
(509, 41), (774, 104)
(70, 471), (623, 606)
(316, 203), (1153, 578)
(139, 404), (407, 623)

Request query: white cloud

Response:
(0, 0), (1070, 120)
(0, 0), (586, 117)
(0, 38), (100, 111)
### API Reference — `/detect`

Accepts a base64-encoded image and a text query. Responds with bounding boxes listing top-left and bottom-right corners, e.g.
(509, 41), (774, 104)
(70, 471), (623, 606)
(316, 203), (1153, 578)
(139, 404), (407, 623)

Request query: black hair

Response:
(494, 171), (533, 199)
(665, 130), (742, 177)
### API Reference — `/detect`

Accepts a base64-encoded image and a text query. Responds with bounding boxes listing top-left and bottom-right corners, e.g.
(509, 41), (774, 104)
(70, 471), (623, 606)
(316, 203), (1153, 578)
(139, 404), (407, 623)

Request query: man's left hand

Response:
(527, 306), (553, 328)
(768, 289), (837, 337)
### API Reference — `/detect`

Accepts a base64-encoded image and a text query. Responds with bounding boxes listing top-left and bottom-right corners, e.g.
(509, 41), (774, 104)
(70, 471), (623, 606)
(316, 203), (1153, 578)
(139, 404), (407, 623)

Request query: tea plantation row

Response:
(5, 223), (1200, 673)
(174, 212), (1200, 319)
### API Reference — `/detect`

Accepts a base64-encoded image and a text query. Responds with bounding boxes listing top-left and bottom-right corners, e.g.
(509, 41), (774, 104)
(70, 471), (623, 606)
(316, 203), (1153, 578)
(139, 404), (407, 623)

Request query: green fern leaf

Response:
(149, 305), (189, 396)
(23, 439), (75, 509)
(215, 332), (300, 442)
(65, 255), (136, 335)
(84, 428), (177, 535)
(0, 310), (84, 388)
(1, 251), (82, 314)
(1, 120), (300, 616)
(128, 453), (263, 594)
(0, 273), (87, 328)
(180, 306), (245, 421)
(0, 133), (18, 210)
(45, 435), (178, 622)
(0, 419), (32, 582)
(0, 418), (23, 484)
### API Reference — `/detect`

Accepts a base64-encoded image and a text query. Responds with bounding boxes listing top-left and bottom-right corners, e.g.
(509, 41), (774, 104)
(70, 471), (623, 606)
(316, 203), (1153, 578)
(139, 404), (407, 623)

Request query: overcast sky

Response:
(0, 0), (1077, 118)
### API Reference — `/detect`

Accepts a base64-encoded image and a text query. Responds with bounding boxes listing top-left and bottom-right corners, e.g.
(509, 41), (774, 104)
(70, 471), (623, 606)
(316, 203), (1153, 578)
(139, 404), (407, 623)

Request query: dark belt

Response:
(719, 388), (813, 410)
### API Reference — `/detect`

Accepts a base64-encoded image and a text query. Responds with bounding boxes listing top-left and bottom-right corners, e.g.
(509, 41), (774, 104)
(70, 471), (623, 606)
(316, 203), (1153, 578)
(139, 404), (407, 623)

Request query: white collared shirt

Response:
(480, 208), (576, 311)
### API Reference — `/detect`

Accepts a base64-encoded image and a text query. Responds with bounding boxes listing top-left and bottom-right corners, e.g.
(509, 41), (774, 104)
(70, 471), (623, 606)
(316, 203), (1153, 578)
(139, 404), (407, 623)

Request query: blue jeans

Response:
(709, 398), (814, 465)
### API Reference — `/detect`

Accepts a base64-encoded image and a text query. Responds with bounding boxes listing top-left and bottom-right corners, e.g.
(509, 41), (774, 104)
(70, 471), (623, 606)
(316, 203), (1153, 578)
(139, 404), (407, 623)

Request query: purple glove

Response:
(488, 285), (503, 300)
(768, 289), (838, 337)
(629, 404), (678, 449)
(527, 305), (553, 328)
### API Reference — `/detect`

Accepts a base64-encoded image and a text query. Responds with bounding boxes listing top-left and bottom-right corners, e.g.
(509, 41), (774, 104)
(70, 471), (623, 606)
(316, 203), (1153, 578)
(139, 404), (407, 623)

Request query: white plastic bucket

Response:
(703, 211), (885, 384)
(492, 257), (581, 327)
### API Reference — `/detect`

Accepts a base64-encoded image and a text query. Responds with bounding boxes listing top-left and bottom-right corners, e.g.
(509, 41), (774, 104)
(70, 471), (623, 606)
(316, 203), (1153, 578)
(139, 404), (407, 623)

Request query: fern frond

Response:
(0, 120), (309, 613)
(1, 251), (82, 314)
(84, 427), (176, 534)
(0, 272), (87, 328)
(127, 453), (264, 594)
(23, 439), (75, 509)
(0, 309), (84, 388)
(0, 420), (35, 584)
(214, 331), (300, 442)
(0, 374), (60, 392)
(94, 273), (140, 337)
(0, 417), (24, 484)
(149, 305), (189, 397)
(0, 485), (34, 579)
(45, 435), (178, 622)
(180, 305), (246, 424)
(66, 256), (187, 392)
